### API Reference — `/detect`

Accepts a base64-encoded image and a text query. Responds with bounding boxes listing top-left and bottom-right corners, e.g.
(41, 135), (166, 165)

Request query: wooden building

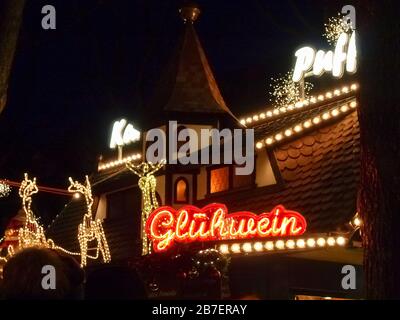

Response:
(47, 4), (363, 300)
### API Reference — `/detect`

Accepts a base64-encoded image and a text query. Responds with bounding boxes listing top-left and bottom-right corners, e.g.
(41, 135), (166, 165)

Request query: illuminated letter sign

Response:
(109, 119), (141, 149)
(146, 203), (307, 252)
(292, 32), (356, 82)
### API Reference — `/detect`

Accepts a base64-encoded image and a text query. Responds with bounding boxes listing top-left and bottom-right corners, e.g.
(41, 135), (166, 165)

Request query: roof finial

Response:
(179, 2), (201, 24)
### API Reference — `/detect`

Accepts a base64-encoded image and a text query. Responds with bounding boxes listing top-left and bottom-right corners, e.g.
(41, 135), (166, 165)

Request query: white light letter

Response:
(332, 33), (348, 78)
(346, 32), (357, 74)
(122, 124), (141, 144)
(293, 47), (315, 82)
(312, 50), (333, 76)
(109, 119), (127, 149)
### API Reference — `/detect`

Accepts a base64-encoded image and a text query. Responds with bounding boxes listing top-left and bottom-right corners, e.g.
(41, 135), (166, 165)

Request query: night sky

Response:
(0, 0), (345, 230)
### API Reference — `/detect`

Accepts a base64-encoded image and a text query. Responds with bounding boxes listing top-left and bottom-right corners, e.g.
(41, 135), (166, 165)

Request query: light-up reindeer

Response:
(17, 173), (49, 249)
(126, 160), (165, 255)
(68, 176), (111, 267)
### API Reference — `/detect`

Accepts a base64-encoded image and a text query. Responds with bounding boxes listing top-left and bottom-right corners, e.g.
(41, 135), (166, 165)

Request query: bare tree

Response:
(0, 0), (25, 114)
(357, 1), (400, 299)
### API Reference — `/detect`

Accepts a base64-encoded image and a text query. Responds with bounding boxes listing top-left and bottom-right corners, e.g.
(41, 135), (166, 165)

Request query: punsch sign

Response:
(146, 203), (307, 253)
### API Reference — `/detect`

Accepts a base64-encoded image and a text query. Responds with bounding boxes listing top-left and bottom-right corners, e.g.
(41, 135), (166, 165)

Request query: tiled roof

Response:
(253, 96), (355, 142)
(197, 110), (360, 233)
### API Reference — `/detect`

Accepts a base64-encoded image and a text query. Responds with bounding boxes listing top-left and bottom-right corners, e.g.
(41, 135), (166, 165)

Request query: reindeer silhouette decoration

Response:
(68, 176), (111, 267)
(17, 173), (50, 251)
(126, 160), (165, 255)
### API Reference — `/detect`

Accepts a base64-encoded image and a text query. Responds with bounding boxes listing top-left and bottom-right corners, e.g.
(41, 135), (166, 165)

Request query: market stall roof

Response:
(197, 95), (360, 233)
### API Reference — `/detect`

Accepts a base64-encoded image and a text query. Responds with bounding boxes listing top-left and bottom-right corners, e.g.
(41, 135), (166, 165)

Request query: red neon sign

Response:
(146, 203), (307, 253)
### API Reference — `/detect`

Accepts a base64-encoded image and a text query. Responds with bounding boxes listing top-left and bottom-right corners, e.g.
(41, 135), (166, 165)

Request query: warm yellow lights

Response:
(219, 244), (229, 254)
(331, 109), (339, 117)
(239, 83), (358, 127)
(317, 238), (326, 247)
(336, 236), (346, 246)
(312, 116), (321, 124)
(98, 153), (142, 171)
(353, 217), (361, 227)
(275, 240), (285, 249)
(340, 105), (349, 112)
(254, 242), (263, 252)
(327, 237), (336, 246)
(265, 241), (274, 250)
(73, 192), (81, 199)
(219, 235), (348, 255)
(326, 92), (332, 99)
(255, 99), (357, 149)
(294, 125), (302, 133)
(68, 176), (111, 267)
(322, 112), (330, 120)
(306, 238), (316, 247)
(286, 239), (295, 249)
(266, 137), (274, 145)
(242, 242), (252, 253)
(296, 239), (306, 248)
(16, 174), (52, 251)
(231, 243), (241, 253)
(284, 129), (292, 137)
(126, 160), (165, 255)
(350, 213), (362, 229)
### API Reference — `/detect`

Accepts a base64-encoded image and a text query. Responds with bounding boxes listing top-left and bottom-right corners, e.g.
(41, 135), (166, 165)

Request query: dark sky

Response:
(0, 0), (347, 229)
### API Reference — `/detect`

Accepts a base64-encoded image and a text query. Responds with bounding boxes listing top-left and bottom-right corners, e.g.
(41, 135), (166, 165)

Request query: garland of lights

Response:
(17, 174), (53, 250)
(269, 71), (313, 110)
(0, 181), (11, 198)
(0, 174), (60, 262)
(126, 160), (165, 255)
(68, 176), (111, 267)
(323, 13), (353, 45)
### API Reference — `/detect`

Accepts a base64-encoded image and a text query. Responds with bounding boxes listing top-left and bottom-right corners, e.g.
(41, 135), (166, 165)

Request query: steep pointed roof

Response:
(154, 4), (236, 119)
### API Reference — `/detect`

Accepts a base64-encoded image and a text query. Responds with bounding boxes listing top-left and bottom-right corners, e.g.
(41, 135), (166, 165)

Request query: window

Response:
(210, 167), (229, 193)
(208, 165), (254, 194)
(174, 177), (189, 203)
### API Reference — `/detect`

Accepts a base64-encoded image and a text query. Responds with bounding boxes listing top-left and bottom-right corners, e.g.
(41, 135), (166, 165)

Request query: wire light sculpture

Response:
(126, 160), (165, 255)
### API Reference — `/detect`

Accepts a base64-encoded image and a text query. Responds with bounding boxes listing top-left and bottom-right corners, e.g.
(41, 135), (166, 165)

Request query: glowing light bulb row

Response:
(98, 153), (142, 171)
(240, 83), (358, 126)
(219, 236), (347, 254)
(255, 100), (357, 149)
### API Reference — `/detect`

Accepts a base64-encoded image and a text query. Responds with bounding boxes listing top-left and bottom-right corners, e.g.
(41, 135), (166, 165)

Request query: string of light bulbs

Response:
(126, 160), (165, 255)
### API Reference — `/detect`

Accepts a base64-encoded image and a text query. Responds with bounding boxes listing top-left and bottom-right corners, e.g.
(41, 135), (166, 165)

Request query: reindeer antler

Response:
(68, 175), (94, 216)
(18, 173), (38, 199)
